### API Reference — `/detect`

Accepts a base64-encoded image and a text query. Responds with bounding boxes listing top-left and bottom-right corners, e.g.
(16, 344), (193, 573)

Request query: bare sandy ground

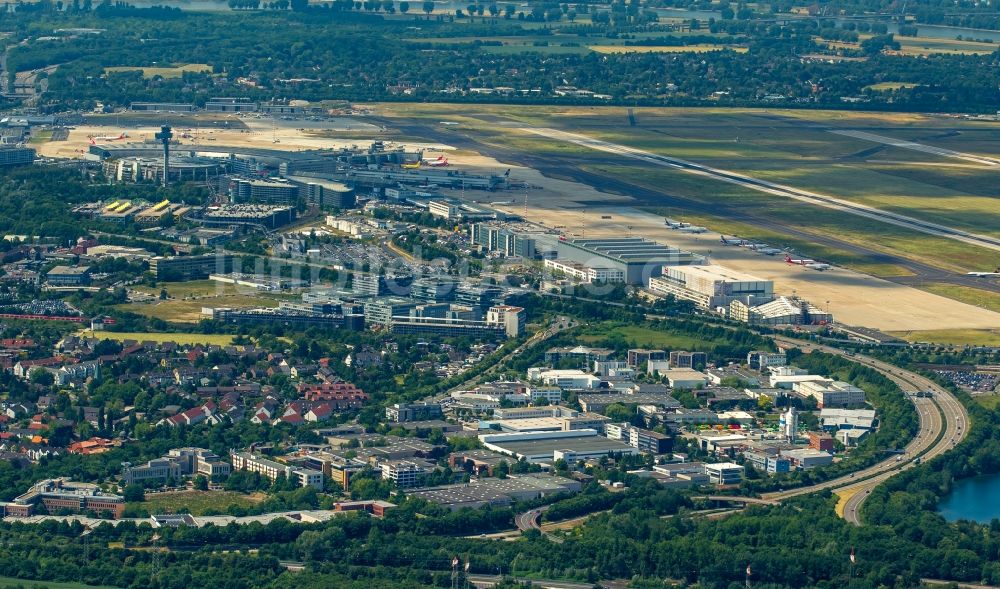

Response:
(40, 118), (1000, 332)
(40, 118), (451, 159)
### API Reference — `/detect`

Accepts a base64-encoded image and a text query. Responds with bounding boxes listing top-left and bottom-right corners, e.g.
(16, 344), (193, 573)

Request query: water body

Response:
(938, 473), (1000, 523)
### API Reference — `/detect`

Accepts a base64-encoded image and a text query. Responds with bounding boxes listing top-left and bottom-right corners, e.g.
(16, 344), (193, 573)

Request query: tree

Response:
(194, 475), (209, 491)
(123, 484), (145, 502)
(29, 368), (54, 386)
(861, 33), (900, 55)
(399, 0), (408, 12)
(422, 0), (433, 14)
(290, 0), (308, 9)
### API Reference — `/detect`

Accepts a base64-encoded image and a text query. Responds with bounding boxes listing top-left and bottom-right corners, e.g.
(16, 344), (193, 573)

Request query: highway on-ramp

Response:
(766, 337), (969, 524)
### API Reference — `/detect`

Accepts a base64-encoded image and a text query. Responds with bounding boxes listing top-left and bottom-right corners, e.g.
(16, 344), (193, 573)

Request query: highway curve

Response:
(766, 337), (969, 525)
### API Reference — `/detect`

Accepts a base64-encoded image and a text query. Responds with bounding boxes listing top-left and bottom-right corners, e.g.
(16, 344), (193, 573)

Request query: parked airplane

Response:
(720, 236), (746, 246)
(806, 262), (832, 271)
(678, 225), (707, 234)
(402, 161), (421, 169)
(88, 132), (127, 143)
(785, 254), (816, 265)
(423, 155), (449, 167)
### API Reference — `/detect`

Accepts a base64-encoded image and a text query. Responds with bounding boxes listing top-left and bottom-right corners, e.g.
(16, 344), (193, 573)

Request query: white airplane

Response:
(423, 155), (449, 167)
(966, 268), (1000, 277)
(720, 236), (746, 246)
(678, 225), (707, 234)
(806, 262), (832, 271)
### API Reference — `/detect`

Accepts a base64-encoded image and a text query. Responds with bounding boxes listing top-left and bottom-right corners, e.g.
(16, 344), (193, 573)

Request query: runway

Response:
(517, 126), (1000, 254)
(829, 129), (1000, 167)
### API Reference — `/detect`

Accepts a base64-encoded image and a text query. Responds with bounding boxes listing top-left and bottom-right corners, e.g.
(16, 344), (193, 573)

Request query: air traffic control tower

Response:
(154, 125), (173, 187)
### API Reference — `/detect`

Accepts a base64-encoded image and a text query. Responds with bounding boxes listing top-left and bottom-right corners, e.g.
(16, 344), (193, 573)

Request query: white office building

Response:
(648, 265), (773, 310)
(526, 368), (601, 389)
(796, 380), (866, 408)
(543, 259), (625, 283)
(705, 462), (744, 485)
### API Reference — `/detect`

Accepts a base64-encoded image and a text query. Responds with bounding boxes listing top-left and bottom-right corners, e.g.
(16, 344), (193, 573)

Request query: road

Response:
(765, 336), (969, 525)
(514, 506), (546, 532)
(517, 126), (1000, 254)
(447, 317), (575, 393)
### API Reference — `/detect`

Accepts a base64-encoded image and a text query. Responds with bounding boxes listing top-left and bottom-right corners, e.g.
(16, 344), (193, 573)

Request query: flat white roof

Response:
(666, 264), (769, 283)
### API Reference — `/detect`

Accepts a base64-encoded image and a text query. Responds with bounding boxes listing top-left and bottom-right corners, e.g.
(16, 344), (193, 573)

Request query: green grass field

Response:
(27, 130), (53, 144)
(864, 82), (920, 91)
(975, 394), (1000, 411)
(119, 296), (279, 323)
(104, 63), (212, 79)
(577, 323), (710, 350)
(0, 576), (118, 589)
(919, 283), (1000, 314)
(594, 162), (999, 274)
(886, 329), (1000, 346)
(80, 330), (235, 346)
(590, 44), (747, 54)
(125, 280), (287, 322)
(136, 490), (265, 516)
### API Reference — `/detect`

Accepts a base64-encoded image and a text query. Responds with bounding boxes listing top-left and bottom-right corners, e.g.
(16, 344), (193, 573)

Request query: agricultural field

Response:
(103, 63), (212, 79)
(134, 490), (265, 516)
(80, 330), (235, 346)
(823, 35), (997, 56)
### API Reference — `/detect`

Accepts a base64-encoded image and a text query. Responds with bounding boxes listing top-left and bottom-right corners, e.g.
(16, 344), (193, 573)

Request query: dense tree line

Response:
(2, 9), (997, 112)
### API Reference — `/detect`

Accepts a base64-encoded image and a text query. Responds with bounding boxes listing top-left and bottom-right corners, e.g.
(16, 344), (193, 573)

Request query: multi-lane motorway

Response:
(766, 337), (969, 524)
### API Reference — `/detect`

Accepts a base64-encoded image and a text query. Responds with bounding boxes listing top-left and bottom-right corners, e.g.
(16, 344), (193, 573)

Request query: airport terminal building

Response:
(555, 238), (703, 284)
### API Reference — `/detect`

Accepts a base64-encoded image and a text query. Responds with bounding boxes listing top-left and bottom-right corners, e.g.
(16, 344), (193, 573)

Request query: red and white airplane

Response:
(786, 254), (830, 271)
(88, 132), (127, 144)
(785, 254), (816, 265)
(423, 155), (449, 167)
